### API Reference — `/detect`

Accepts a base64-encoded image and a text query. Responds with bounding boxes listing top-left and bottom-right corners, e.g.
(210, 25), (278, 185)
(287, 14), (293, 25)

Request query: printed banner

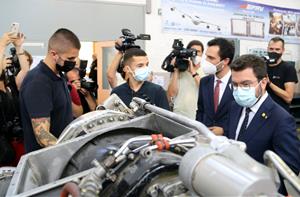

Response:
(162, 0), (300, 43)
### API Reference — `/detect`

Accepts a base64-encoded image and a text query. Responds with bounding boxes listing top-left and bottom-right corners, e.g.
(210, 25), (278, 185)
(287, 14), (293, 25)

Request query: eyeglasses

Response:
(231, 80), (260, 91)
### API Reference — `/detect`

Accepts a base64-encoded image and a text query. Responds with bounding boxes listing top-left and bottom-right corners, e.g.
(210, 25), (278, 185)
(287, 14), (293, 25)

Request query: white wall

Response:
(145, 0), (300, 72)
(96, 0), (300, 92)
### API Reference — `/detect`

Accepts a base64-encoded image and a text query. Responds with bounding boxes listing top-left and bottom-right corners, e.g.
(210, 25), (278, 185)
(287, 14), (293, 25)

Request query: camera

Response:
(6, 47), (21, 76)
(81, 78), (97, 92)
(161, 39), (197, 72)
(78, 60), (97, 92)
(116, 28), (151, 52)
(3, 116), (23, 139)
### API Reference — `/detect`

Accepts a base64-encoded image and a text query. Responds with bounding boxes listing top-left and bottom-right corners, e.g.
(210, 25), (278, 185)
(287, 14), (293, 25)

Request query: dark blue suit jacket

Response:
(196, 75), (234, 131)
(226, 95), (300, 174)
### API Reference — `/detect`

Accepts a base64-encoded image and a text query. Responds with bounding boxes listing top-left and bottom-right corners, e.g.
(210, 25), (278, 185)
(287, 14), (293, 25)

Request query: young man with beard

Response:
(266, 37), (298, 112)
(111, 48), (169, 110)
(227, 54), (300, 195)
(196, 38), (235, 135)
(19, 28), (80, 153)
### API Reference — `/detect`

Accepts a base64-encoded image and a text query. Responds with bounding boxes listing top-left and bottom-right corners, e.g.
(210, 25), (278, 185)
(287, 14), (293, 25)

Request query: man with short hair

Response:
(20, 28), (80, 153)
(167, 40), (204, 119)
(196, 38), (235, 135)
(227, 54), (300, 195)
(266, 37), (298, 112)
(111, 48), (169, 110)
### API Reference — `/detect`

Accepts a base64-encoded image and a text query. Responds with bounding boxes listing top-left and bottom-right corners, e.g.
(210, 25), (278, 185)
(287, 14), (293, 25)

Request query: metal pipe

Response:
(131, 97), (216, 140)
(264, 150), (300, 193)
(114, 136), (152, 157)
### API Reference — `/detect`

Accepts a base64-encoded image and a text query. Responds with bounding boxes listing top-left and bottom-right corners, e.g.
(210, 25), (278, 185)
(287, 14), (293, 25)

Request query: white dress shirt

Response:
(214, 70), (231, 105)
(235, 92), (269, 140)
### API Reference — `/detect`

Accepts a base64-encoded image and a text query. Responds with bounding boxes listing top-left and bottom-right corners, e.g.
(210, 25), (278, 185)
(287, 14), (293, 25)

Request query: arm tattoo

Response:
(31, 117), (57, 147)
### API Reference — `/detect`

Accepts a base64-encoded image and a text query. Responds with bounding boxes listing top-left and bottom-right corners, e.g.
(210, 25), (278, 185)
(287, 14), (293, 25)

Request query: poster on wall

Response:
(162, 0), (300, 44)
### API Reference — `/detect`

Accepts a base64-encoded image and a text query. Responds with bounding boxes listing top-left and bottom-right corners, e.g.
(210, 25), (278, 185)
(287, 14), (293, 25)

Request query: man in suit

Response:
(196, 38), (235, 135)
(227, 54), (300, 195)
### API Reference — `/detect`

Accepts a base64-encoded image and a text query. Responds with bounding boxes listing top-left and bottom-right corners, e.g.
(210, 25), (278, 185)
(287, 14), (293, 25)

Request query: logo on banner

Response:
(240, 4), (264, 12)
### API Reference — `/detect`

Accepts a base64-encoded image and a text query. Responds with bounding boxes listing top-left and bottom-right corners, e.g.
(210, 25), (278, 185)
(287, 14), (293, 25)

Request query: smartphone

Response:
(10, 22), (20, 37)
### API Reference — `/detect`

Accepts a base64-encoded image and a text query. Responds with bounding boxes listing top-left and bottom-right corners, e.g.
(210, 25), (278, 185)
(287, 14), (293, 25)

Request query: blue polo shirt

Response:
(19, 61), (73, 153)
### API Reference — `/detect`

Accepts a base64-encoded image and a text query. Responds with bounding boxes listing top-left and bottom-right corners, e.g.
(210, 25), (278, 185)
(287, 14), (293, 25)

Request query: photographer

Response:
(66, 67), (97, 118)
(106, 38), (124, 88)
(167, 40), (204, 119)
(89, 54), (98, 96)
(0, 32), (28, 166)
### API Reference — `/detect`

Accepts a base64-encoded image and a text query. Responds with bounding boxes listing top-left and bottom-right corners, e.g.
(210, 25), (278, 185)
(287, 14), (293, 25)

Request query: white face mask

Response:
(192, 56), (202, 66)
(201, 59), (223, 75)
(201, 59), (217, 75)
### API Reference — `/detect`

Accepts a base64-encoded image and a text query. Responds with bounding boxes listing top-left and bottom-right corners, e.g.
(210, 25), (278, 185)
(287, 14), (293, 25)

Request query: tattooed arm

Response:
(31, 117), (57, 147)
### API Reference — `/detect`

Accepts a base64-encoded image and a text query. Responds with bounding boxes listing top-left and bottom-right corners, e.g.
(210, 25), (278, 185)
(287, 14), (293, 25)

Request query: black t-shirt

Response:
(89, 60), (97, 83)
(111, 81), (170, 110)
(19, 61), (73, 153)
(0, 90), (16, 136)
(267, 61), (298, 112)
(78, 91), (92, 114)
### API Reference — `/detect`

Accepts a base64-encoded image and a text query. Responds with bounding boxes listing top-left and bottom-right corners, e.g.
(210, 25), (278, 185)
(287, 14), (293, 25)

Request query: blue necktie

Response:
(238, 107), (251, 140)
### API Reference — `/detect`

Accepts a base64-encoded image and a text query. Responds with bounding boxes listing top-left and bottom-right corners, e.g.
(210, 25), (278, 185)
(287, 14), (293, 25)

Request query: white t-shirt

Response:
(173, 67), (204, 119)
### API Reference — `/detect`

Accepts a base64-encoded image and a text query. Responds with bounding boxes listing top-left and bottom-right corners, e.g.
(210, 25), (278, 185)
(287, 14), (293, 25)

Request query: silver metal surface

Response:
(179, 145), (278, 197)
(4, 96), (298, 197)
(264, 150), (300, 193)
(6, 112), (194, 196)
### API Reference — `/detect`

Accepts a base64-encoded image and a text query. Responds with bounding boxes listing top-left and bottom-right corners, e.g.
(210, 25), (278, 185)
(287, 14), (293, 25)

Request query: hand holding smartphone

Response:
(10, 22), (20, 37)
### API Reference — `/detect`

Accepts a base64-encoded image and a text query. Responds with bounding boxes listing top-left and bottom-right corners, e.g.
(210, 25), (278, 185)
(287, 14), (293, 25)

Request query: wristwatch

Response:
(192, 73), (199, 78)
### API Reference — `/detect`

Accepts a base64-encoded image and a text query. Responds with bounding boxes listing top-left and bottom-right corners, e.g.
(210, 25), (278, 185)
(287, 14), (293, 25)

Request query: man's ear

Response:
(49, 50), (58, 60)
(260, 77), (268, 89)
(123, 65), (129, 73)
(223, 57), (230, 66)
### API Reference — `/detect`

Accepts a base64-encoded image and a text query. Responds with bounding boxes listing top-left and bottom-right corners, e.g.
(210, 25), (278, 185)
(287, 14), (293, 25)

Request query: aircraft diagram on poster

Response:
(169, 6), (221, 31)
(162, 0), (300, 44)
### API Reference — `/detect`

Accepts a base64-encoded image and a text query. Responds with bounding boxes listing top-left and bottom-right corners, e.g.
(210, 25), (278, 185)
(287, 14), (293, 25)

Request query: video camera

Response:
(6, 47), (21, 76)
(78, 60), (97, 92)
(116, 29), (151, 52)
(116, 29), (151, 74)
(161, 39), (197, 72)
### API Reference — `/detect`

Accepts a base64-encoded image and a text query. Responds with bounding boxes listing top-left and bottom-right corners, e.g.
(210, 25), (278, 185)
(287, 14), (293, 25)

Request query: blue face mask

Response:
(134, 66), (150, 82)
(233, 83), (261, 108)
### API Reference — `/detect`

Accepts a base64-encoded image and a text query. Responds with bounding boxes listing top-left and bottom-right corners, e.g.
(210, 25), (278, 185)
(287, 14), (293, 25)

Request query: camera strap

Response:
(0, 91), (9, 133)
(5, 87), (19, 117)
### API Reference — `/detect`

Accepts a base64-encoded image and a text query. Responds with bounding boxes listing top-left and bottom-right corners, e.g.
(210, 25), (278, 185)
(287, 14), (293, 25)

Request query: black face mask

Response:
(267, 52), (282, 63)
(56, 60), (76, 73)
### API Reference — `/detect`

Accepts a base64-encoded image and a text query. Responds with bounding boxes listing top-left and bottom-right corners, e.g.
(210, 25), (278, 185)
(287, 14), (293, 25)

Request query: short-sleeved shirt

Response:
(111, 81), (170, 110)
(19, 61), (73, 153)
(267, 61), (298, 112)
(173, 70), (202, 119)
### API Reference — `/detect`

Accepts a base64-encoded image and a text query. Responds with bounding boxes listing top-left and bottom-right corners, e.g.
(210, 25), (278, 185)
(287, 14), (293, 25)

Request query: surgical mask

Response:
(192, 56), (202, 66)
(232, 83), (261, 108)
(56, 59), (76, 73)
(201, 59), (223, 75)
(134, 66), (150, 82)
(267, 52), (282, 63)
